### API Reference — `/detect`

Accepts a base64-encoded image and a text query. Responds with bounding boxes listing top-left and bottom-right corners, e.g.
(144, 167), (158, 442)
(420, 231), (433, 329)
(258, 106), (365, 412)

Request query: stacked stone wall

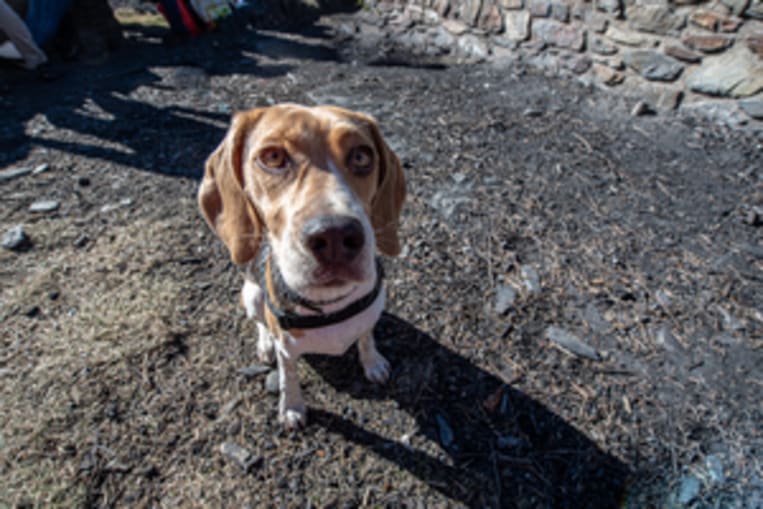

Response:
(364, 0), (763, 122)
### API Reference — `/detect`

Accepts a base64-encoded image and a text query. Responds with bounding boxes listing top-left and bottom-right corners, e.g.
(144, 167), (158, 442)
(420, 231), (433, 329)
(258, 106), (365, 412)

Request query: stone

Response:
(745, 0), (763, 19)
(705, 455), (725, 484)
(627, 5), (686, 35)
(457, 34), (490, 59)
(596, 0), (621, 15)
(503, 10), (531, 41)
(431, 25), (456, 48)
(683, 100), (749, 126)
(265, 370), (280, 394)
(606, 25), (646, 46)
(238, 364), (270, 377)
(32, 163), (49, 175)
(664, 44), (702, 63)
(0, 166), (32, 182)
(689, 10), (719, 31)
(533, 19), (586, 50)
(623, 50), (684, 81)
(494, 285), (517, 314)
(590, 35), (618, 54)
(2, 225), (32, 251)
(656, 88), (683, 111)
(560, 52), (592, 73)
(29, 200), (60, 213)
(478, 3), (504, 32)
(521, 265), (541, 294)
(738, 98), (763, 119)
(219, 442), (259, 472)
(73, 234), (89, 248)
(545, 326), (601, 360)
(442, 19), (469, 35)
(529, 0), (552, 17)
(499, 0), (523, 8)
(584, 10), (608, 33)
(433, 0), (451, 17)
(551, 1), (570, 22)
(747, 34), (763, 57)
(631, 100), (654, 116)
(677, 475), (701, 505)
(682, 34), (734, 53)
(719, 17), (742, 32)
(721, 0), (750, 16)
(458, 0), (482, 25)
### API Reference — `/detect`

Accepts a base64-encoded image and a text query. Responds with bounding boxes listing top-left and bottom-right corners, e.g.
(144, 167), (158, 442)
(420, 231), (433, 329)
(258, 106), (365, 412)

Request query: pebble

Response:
(32, 163), (49, 175)
(73, 234), (89, 248)
(265, 369), (280, 394)
(545, 326), (601, 360)
(494, 285), (517, 314)
(706, 454), (725, 484)
(520, 265), (541, 294)
(677, 474), (701, 504)
(219, 442), (260, 472)
(631, 100), (654, 116)
(435, 413), (455, 449)
(238, 364), (271, 377)
(2, 225), (32, 251)
(29, 200), (60, 213)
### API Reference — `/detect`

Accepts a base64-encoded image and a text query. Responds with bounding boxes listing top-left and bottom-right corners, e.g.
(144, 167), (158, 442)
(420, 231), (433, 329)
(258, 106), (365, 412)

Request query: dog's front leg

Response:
(358, 332), (390, 384)
(276, 345), (306, 429)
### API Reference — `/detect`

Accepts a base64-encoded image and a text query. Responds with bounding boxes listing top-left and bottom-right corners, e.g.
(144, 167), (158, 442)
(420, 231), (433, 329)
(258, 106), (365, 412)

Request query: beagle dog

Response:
(198, 104), (406, 428)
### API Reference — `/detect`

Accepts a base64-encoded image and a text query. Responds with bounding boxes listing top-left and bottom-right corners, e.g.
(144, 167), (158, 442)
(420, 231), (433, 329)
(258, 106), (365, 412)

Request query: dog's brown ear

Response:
(198, 109), (265, 265)
(368, 118), (406, 257)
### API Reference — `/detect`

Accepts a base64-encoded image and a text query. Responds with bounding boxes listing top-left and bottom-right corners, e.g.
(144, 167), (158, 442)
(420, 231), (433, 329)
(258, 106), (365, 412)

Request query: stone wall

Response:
(363, 0), (763, 123)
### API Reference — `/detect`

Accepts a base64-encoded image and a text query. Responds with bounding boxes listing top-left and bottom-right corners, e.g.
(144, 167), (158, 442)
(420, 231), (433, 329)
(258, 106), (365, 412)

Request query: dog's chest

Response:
(278, 289), (385, 358)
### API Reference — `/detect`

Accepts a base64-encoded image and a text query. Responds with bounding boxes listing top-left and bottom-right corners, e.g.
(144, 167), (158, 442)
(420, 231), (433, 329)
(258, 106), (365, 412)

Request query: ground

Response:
(1, 4), (761, 508)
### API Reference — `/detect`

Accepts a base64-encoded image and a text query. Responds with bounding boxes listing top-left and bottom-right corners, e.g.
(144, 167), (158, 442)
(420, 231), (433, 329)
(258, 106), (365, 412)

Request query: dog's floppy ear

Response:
(367, 118), (406, 257)
(198, 109), (265, 265)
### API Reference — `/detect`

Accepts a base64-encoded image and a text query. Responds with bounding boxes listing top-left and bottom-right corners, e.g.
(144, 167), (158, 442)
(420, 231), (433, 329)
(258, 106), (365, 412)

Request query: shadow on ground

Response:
(307, 313), (628, 508)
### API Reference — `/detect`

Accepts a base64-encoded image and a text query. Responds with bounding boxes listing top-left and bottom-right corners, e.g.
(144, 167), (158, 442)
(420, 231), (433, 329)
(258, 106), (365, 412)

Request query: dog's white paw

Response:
(363, 353), (390, 385)
(279, 404), (306, 429)
(256, 323), (276, 364)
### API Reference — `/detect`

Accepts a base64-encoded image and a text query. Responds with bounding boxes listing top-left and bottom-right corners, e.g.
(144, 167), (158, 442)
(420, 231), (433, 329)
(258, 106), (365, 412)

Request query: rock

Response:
(655, 325), (683, 352)
(521, 265), (541, 294)
(29, 200), (60, 213)
(545, 326), (601, 360)
(457, 34), (490, 60)
(677, 475), (701, 504)
(433, 0), (451, 17)
(686, 46), (763, 97)
(719, 17), (742, 32)
(689, 10), (719, 31)
(523, 107), (544, 117)
(624, 50), (684, 81)
(682, 34), (734, 53)
(529, 0), (552, 17)
(494, 285), (517, 314)
(431, 25), (456, 48)
(664, 45), (702, 63)
(584, 9), (609, 33)
(457, 0), (482, 25)
(738, 98), (763, 119)
(500, 0), (524, 8)
(606, 25), (646, 46)
(745, 0), (763, 18)
(593, 63), (625, 85)
(596, 0), (621, 15)
(718, 306), (745, 331)
(706, 454), (726, 484)
(238, 364), (271, 377)
(442, 19), (469, 35)
(746, 34), (763, 57)
(590, 35), (618, 55)
(560, 52), (592, 73)
(631, 100), (654, 116)
(582, 302), (611, 333)
(627, 5), (686, 35)
(532, 19), (585, 50)
(2, 225), (32, 251)
(478, 3), (504, 32)
(683, 99), (749, 126)
(656, 88), (683, 111)
(743, 205), (763, 225)
(32, 163), (49, 175)
(503, 10), (531, 41)
(0, 166), (32, 182)
(73, 234), (89, 248)
(551, 2), (570, 22)
(219, 442), (260, 472)
(721, 0), (750, 15)
(265, 369), (279, 394)
(435, 413), (455, 449)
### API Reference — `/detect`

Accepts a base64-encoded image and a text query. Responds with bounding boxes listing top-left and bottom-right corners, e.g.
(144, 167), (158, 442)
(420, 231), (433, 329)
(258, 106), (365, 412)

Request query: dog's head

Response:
(199, 104), (406, 303)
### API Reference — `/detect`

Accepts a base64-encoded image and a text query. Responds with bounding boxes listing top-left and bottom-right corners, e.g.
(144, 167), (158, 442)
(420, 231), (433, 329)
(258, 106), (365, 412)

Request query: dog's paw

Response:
(256, 323), (276, 364)
(279, 405), (307, 430)
(362, 353), (390, 385)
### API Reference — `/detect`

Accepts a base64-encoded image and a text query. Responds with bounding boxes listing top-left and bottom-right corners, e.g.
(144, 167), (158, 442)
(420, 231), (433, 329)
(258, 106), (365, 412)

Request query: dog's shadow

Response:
(304, 313), (627, 508)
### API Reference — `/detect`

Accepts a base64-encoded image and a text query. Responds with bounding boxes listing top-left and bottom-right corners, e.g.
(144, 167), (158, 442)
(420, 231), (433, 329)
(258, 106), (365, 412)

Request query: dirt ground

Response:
(1, 4), (761, 508)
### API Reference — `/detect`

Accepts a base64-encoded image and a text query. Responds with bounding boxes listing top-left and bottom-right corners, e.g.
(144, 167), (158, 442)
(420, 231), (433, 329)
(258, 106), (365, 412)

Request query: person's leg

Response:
(25, 0), (74, 46)
(0, 0), (47, 69)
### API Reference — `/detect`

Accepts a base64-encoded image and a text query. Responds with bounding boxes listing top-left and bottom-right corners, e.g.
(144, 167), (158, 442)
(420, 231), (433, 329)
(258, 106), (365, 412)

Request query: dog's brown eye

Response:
(348, 146), (373, 176)
(258, 147), (288, 172)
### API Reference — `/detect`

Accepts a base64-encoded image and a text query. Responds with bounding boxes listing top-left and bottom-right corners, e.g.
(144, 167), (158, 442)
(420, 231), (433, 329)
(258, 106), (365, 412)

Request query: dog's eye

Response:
(347, 146), (373, 176)
(257, 147), (289, 172)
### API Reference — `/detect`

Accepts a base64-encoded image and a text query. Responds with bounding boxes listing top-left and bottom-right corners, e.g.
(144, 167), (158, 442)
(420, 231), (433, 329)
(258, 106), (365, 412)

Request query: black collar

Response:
(256, 250), (385, 331)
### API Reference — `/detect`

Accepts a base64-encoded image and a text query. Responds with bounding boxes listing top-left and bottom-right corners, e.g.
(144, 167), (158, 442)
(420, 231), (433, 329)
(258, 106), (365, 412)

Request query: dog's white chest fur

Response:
(241, 279), (385, 358)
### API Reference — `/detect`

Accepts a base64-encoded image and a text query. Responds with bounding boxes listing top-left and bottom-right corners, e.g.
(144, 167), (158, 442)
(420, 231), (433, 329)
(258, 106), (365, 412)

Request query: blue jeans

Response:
(25, 0), (73, 46)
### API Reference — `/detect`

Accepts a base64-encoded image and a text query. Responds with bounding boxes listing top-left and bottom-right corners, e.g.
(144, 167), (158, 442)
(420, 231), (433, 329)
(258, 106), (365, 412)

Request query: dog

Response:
(198, 104), (406, 428)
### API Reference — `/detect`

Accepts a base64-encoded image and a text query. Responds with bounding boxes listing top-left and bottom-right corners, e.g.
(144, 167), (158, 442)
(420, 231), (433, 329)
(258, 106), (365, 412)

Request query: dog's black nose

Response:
(303, 215), (365, 266)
